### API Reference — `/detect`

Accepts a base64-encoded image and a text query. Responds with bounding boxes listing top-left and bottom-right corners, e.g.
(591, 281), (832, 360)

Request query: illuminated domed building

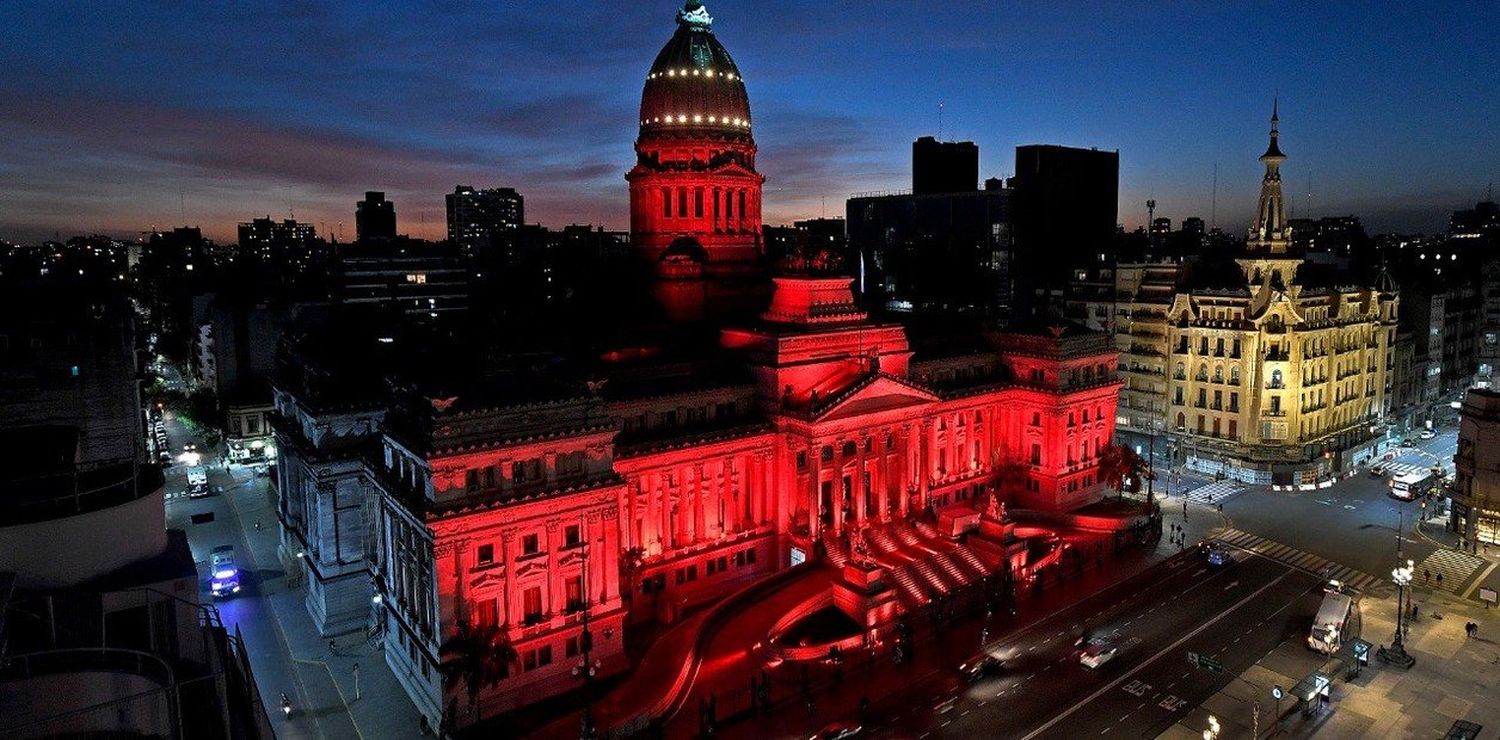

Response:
(266, 3), (1122, 733)
(628, 1), (765, 282)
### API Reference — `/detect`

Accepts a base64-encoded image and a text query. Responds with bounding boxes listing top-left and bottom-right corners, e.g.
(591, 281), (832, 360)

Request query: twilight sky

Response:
(2, 1), (1496, 244)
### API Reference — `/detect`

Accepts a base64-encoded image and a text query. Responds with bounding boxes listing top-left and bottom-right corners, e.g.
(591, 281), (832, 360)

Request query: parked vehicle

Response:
(1400, 439), (1415, 448)
(1368, 465), (1385, 478)
(209, 546), (241, 597)
(1307, 589), (1353, 654)
(186, 466), (209, 497)
(1419, 429), (1436, 440)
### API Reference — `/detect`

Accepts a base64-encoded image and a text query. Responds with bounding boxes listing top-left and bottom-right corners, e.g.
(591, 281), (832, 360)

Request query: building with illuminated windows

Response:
(1112, 106), (1400, 484)
(263, 3), (1124, 732)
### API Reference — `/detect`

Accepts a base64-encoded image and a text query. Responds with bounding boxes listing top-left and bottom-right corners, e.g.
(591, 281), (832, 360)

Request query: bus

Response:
(1390, 471), (1435, 501)
(186, 466), (209, 498)
(1308, 589), (1353, 654)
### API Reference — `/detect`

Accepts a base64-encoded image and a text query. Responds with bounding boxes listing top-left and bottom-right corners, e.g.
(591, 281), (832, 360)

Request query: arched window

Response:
(1175, 362), (1185, 379)
(1213, 365), (1223, 382)
(1230, 366), (1240, 384)
(1271, 369), (1283, 388)
(1175, 412), (1186, 431)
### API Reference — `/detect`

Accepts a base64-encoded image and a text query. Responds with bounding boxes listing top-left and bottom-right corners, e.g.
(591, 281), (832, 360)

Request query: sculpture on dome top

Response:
(678, 1), (713, 29)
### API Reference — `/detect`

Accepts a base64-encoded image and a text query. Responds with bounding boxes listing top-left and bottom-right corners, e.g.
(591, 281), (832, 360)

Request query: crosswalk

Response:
(1414, 549), (1487, 594)
(1180, 481), (1244, 506)
(1214, 528), (1391, 597)
(1381, 462), (1435, 479)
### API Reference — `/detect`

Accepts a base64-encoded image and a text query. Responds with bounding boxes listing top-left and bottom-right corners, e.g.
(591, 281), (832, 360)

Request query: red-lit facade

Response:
(627, 1), (764, 277)
(363, 3), (1123, 731)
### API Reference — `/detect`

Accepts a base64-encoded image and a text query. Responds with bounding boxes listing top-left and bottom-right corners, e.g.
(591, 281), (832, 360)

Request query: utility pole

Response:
(1146, 199), (1157, 254)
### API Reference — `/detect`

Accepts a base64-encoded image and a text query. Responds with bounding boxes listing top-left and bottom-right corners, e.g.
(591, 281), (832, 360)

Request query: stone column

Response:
(810, 443), (823, 541)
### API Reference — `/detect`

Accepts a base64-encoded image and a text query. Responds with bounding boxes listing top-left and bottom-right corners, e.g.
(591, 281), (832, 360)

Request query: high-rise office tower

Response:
(445, 185), (523, 256)
(355, 191), (397, 241)
(912, 136), (979, 195)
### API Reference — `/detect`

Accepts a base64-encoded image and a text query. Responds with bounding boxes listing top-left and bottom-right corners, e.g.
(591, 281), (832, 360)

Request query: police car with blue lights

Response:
(210, 546), (241, 598)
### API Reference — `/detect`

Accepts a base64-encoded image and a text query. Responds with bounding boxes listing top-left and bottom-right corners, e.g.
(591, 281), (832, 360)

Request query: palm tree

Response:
(1097, 443), (1150, 501)
(439, 621), (517, 719)
(619, 545), (647, 606)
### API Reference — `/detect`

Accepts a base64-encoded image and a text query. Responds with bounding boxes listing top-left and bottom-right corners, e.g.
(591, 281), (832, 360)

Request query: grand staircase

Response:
(833, 519), (1004, 611)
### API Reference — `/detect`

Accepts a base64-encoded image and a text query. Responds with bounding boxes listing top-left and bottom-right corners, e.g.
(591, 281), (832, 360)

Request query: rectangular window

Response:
(796, 451), (807, 471)
(523, 587), (543, 625)
(662, 188), (672, 218)
(746, 547), (756, 564)
(678, 188), (688, 217)
(1030, 444), (1041, 466)
(565, 575), (584, 613)
(687, 565), (697, 581)
(694, 188), (704, 218)
(564, 524), (582, 548)
(706, 559), (717, 576)
(473, 598), (498, 628)
(476, 544), (495, 566)
(465, 469), (480, 492)
(725, 189), (733, 219)
(537, 645), (552, 667)
(566, 636), (581, 658)
(522, 534), (540, 555)
(512, 460), (528, 484)
(738, 191), (747, 221)
(484, 466), (496, 488)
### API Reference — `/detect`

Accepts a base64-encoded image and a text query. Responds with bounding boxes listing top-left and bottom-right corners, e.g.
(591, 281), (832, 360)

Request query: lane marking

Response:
(1021, 570), (1295, 740)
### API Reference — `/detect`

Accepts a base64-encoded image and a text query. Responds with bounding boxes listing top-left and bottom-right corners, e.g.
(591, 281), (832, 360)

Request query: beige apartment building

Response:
(1112, 108), (1399, 484)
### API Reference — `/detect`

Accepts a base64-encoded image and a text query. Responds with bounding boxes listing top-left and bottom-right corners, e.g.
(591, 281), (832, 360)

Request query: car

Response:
(812, 721), (863, 740)
(209, 546), (241, 598)
(1206, 547), (1235, 569)
(1400, 439), (1416, 448)
(1079, 642), (1119, 669)
(959, 655), (1004, 682)
(1368, 466), (1385, 478)
(1419, 429), (1436, 440)
(158, 449), (173, 466)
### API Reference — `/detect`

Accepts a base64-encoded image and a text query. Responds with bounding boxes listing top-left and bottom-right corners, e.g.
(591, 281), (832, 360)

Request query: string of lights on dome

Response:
(647, 69), (739, 80)
(641, 114), (750, 128)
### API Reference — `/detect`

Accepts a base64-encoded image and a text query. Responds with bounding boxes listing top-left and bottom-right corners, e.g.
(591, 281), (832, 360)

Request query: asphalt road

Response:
(1218, 427), (1460, 586)
(158, 409), (355, 740)
(852, 551), (1321, 739)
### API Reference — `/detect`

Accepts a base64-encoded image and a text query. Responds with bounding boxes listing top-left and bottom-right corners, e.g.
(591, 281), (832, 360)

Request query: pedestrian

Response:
(1437, 573), (1444, 588)
(1425, 569), (1431, 584)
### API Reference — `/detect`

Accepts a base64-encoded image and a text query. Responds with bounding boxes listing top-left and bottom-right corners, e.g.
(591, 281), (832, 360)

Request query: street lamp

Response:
(1377, 559), (1416, 668)
(1203, 714), (1220, 740)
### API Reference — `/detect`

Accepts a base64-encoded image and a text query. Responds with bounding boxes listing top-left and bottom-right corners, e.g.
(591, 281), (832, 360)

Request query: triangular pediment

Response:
(812, 373), (938, 422)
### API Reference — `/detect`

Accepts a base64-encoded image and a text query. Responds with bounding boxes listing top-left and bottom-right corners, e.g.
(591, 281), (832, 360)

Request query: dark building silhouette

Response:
(446, 185), (523, 257)
(912, 136), (979, 195)
(1011, 145), (1120, 314)
(847, 183), (1012, 316)
(355, 191), (397, 241)
(334, 238), (469, 320)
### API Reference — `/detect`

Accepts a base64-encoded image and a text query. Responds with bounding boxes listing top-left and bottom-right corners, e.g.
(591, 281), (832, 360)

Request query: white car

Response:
(1079, 642), (1118, 669)
(1418, 429), (1436, 440)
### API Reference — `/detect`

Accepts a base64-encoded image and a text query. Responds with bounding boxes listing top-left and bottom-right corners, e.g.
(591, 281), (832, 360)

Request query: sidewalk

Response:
(1162, 582), (1500, 739)
(218, 465), (427, 740)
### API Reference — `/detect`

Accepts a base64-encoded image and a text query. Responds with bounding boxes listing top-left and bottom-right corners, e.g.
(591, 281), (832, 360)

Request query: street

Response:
(158, 408), (365, 740)
(854, 554), (1320, 739)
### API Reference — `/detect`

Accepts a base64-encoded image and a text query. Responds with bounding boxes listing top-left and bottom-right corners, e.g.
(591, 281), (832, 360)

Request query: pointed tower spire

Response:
(1249, 100), (1289, 253)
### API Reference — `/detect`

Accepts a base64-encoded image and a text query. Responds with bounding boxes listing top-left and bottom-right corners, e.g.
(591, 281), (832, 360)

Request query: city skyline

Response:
(2, 1), (1497, 244)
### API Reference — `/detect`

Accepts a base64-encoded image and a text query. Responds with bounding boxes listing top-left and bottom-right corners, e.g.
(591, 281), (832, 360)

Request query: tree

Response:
(1097, 443), (1151, 501)
(619, 545), (647, 606)
(438, 621), (517, 718)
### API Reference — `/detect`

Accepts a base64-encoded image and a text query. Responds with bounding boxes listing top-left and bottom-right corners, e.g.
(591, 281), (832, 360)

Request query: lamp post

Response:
(1377, 559), (1416, 668)
(572, 536), (604, 739)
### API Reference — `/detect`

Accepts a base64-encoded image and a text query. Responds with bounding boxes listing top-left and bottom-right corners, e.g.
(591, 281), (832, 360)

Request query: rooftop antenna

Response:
(1211, 163), (1218, 230)
(938, 101), (945, 140)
